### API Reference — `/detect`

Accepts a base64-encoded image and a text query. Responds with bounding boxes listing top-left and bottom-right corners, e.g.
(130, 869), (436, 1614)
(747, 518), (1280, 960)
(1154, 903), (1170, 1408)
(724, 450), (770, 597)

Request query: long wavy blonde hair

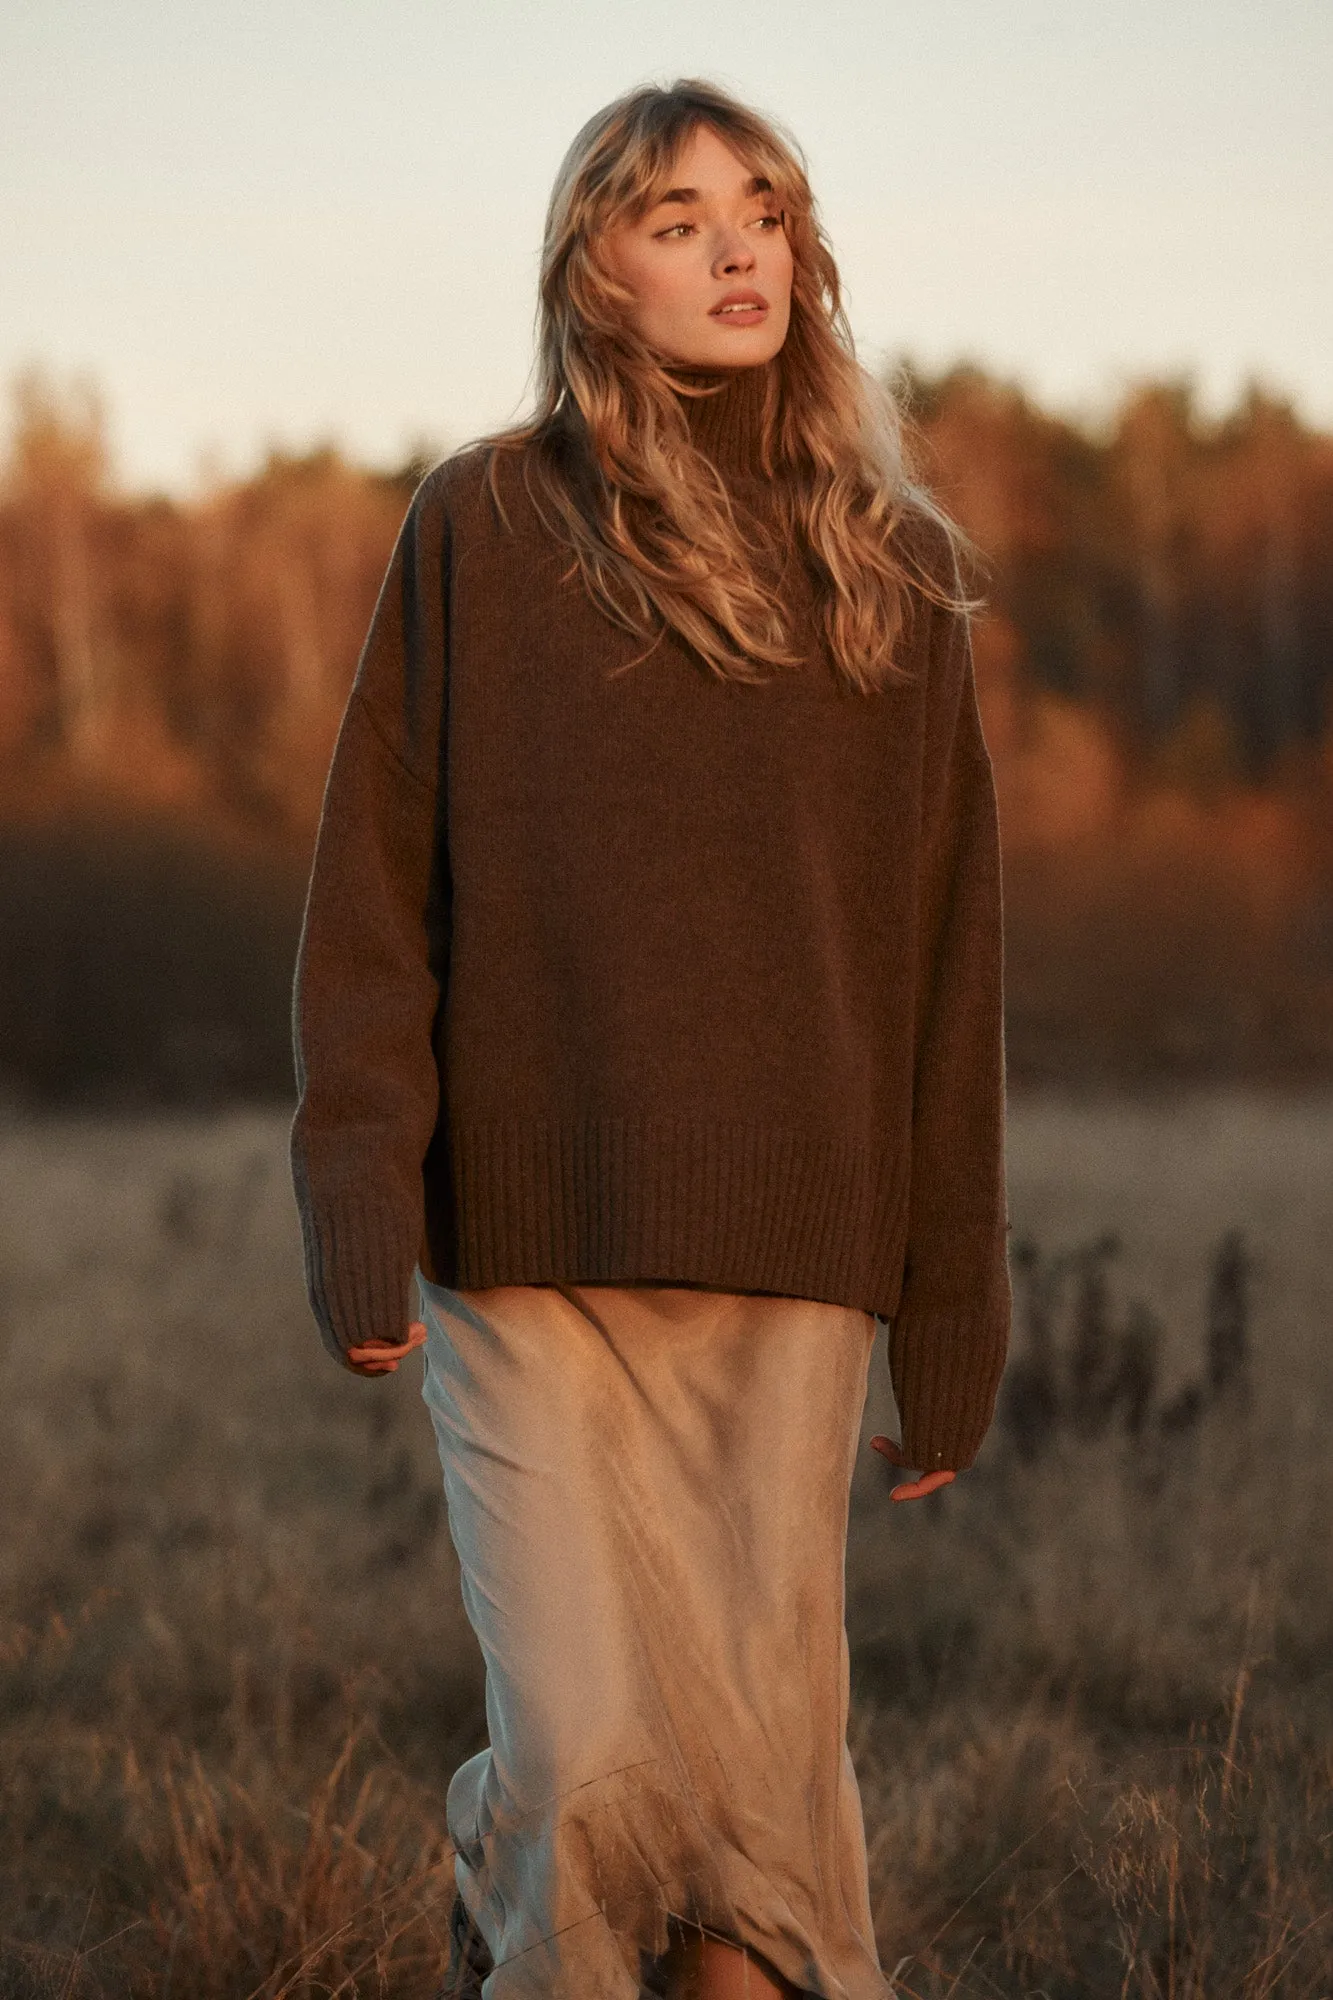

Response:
(479, 78), (980, 692)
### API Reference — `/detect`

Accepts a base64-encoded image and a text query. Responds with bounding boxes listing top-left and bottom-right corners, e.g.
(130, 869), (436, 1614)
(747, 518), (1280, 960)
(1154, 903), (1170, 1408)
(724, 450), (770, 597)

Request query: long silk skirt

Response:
(416, 1271), (892, 2000)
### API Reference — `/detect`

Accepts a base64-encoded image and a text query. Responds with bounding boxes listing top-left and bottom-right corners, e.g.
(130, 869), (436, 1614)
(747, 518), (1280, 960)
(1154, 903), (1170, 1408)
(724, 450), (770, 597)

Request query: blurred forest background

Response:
(2, 358), (1331, 1106)
(4, 364), (1332, 1994)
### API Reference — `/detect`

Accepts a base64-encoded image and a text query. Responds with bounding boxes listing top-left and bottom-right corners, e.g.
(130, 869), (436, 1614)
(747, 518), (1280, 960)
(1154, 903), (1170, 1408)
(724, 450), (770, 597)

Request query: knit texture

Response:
(289, 359), (1011, 1471)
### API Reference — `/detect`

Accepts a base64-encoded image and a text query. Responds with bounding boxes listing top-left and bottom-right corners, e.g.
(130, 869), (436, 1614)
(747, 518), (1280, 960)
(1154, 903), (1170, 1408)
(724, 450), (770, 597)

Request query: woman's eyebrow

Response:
(653, 174), (774, 207)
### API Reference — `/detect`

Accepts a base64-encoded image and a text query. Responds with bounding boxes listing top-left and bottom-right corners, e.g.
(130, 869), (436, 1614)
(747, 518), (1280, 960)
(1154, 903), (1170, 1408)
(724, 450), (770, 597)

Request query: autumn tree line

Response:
(1, 363), (1331, 1093)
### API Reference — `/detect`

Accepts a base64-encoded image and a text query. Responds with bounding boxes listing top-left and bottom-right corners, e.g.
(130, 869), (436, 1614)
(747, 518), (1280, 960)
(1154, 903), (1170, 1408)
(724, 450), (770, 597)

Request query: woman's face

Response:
(599, 123), (794, 370)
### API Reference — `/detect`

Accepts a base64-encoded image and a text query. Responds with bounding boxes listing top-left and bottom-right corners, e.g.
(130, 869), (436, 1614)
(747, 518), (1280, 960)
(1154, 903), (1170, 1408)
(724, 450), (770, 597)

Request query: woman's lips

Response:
(710, 294), (768, 326)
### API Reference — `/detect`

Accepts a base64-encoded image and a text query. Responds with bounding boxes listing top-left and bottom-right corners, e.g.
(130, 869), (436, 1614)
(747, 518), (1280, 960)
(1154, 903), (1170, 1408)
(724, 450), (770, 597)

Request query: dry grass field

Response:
(1, 1089), (1330, 1998)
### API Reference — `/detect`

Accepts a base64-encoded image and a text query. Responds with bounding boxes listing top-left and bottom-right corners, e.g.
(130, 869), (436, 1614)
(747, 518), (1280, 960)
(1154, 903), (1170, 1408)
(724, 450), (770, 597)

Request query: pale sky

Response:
(3, 0), (1329, 494)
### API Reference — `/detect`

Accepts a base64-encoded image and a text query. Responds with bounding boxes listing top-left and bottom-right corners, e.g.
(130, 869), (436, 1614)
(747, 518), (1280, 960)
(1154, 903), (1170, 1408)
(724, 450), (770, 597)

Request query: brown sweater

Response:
(289, 359), (1011, 1471)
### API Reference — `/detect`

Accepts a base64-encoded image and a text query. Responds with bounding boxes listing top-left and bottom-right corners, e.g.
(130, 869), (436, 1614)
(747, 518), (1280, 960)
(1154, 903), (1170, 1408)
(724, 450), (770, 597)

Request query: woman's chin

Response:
(661, 328), (786, 372)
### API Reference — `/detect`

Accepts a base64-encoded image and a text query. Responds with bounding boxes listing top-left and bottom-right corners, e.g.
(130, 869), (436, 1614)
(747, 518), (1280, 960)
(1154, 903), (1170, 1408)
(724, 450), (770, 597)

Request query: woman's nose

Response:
(711, 226), (755, 276)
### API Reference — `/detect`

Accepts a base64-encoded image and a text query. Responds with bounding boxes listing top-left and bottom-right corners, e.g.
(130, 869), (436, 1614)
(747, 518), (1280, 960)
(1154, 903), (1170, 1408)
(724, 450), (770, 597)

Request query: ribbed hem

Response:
(297, 1183), (422, 1365)
(886, 1308), (1010, 1472)
(429, 1116), (911, 1318)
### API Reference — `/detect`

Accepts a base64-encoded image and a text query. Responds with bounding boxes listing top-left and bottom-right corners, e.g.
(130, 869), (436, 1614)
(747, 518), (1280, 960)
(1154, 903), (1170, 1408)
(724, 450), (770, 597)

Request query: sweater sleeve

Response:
(887, 579), (1012, 1471)
(289, 468), (451, 1366)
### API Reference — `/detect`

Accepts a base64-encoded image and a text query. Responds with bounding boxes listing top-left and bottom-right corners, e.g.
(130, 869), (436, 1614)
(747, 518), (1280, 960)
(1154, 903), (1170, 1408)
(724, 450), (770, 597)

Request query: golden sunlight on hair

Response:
(478, 77), (980, 691)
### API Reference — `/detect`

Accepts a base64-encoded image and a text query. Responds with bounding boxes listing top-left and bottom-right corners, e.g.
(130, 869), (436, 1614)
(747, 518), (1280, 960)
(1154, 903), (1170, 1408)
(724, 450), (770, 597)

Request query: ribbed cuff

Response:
(886, 1308), (1010, 1472)
(297, 1186), (421, 1366)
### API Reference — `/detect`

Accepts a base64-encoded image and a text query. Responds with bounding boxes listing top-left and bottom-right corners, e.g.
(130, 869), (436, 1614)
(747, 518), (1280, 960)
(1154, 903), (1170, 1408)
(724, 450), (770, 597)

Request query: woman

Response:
(290, 78), (1011, 2000)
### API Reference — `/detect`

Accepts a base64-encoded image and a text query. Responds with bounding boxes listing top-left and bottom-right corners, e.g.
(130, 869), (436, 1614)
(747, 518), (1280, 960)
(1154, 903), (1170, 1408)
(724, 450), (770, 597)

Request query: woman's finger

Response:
(346, 1322), (428, 1371)
(349, 1323), (428, 1360)
(889, 1469), (956, 1502)
(870, 1437), (956, 1499)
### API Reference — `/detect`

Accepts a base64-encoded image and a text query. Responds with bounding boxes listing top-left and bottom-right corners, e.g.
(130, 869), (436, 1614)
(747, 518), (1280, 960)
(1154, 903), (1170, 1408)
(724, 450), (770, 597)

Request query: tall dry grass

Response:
(1, 1095), (1330, 1997)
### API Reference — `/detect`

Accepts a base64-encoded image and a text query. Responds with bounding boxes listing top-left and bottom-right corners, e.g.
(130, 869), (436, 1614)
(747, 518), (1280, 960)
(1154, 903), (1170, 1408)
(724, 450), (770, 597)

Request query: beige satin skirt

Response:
(416, 1272), (892, 2000)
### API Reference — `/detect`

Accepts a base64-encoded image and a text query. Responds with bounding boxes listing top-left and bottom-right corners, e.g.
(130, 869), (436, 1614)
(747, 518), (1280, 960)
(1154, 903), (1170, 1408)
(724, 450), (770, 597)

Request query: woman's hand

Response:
(345, 1322), (428, 1377)
(870, 1435), (956, 1501)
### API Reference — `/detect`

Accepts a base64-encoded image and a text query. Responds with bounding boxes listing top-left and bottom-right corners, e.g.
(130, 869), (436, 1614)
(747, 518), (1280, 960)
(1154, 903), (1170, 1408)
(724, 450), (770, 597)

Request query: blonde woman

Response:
(291, 77), (1011, 2000)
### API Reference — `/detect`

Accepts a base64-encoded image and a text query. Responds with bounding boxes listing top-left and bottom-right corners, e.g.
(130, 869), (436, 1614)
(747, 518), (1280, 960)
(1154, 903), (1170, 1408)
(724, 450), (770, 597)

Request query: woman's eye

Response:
(653, 211), (782, 240)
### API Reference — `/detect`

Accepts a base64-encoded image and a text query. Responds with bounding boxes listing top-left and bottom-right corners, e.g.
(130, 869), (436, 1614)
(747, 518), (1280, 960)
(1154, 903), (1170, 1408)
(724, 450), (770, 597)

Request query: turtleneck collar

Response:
(668, 358), (776, 478)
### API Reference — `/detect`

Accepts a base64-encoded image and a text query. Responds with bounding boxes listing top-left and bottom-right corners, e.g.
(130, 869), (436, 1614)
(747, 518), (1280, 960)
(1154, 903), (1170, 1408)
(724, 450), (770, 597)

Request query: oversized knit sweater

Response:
(289, 358), (1011, 1471)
